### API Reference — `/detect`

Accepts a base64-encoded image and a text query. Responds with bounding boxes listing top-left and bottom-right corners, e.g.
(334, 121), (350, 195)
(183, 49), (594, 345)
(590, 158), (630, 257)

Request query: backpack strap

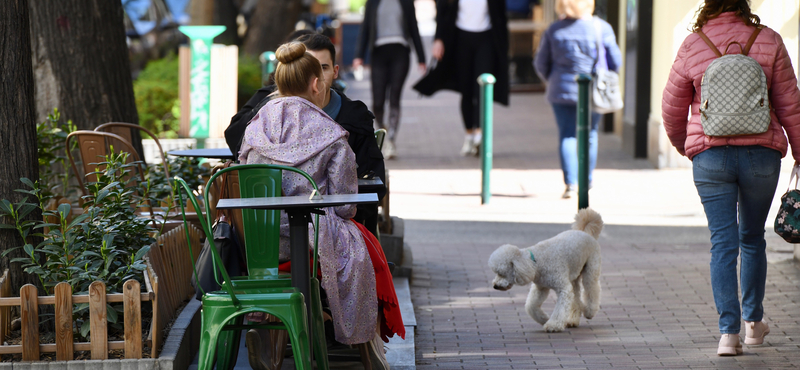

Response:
(697, 26), (763, 57)
(742, 26), (763, 56)
(696, 30), (723, 57)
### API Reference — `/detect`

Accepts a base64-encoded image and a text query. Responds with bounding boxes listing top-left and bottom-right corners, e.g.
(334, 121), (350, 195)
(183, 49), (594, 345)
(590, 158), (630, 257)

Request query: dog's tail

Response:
(572, 207), (603, 240)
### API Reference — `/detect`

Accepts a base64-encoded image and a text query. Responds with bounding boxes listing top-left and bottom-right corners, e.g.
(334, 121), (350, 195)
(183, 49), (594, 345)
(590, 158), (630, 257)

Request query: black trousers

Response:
(454, 29), (496, 130)
(371, 43), (410, 142)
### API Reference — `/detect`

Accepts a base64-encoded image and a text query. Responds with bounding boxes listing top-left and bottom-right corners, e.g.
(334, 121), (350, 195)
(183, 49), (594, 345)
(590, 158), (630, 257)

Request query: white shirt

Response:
(456, 0), (491, 32)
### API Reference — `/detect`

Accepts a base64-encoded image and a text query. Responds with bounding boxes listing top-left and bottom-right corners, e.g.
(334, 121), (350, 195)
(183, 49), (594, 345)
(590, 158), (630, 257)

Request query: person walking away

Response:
(354, 0), (426, 159)
(225, 33), (386, 237)
(662, 0), (800, 356)
(413, 0), (510, 156)
(239, 41), (404, 369)
(533, 0), (621, 199)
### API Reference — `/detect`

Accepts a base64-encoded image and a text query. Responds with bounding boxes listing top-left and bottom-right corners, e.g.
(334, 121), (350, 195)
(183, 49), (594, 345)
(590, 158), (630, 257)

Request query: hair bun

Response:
(276, 42), (307, 64)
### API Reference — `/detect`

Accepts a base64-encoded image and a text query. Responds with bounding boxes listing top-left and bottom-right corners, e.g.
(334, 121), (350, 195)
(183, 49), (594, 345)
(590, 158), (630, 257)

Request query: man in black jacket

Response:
(225, 33), (386, 235)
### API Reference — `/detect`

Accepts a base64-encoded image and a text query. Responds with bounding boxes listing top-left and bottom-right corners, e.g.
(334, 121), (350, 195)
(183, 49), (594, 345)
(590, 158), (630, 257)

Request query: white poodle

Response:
(488, 208), (603, 332)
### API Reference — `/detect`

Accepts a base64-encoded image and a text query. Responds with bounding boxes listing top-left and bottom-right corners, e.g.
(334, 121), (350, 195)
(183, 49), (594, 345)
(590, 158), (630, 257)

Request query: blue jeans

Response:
(692, 145), (781, 334)
(551, 104), (600, 186)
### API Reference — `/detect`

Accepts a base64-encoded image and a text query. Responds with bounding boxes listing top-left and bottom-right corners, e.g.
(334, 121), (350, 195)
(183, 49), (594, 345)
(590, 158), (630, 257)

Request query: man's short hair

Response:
(296, 33), (336, 64)
(284, 29), (314, 43)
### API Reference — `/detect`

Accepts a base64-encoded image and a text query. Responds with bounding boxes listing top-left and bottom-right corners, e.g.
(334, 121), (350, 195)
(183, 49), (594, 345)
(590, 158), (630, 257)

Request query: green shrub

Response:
(134, 53), (266, 138)
(238, 55), (263, 109)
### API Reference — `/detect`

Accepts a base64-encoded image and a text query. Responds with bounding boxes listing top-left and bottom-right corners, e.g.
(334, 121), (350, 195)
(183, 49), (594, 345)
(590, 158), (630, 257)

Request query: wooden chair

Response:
(66, 130), (147, 195)
(94, 122), (171, 180)
(65, 130), (158, 223)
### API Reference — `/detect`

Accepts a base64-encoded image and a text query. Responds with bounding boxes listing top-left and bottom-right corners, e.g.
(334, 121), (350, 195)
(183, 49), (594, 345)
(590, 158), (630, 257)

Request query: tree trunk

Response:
(242, 0), (307, 56)
(29, 0), (144, 157)
(0, 0), (46, 295)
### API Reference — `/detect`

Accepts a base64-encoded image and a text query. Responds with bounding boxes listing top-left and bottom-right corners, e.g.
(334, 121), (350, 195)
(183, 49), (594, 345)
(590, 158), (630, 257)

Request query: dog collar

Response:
(529, 250), (536, 263)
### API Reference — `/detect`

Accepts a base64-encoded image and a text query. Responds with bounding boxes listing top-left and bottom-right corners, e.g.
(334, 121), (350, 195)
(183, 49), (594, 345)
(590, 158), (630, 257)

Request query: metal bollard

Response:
(260, 51), (277, 86)
(576, 74), (592, 210)
(478, 73), (496, 205)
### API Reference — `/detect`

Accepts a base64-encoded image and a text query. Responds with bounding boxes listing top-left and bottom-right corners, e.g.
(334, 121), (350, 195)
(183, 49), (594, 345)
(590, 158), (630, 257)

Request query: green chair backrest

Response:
(204, 164), (320, 279)
(374, 129), (387, 150)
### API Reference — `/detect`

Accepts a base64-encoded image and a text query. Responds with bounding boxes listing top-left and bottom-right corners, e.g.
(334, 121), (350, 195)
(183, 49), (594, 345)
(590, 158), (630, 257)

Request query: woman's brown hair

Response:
(274, 41), (323, 97)
(692, 0), (761, 32)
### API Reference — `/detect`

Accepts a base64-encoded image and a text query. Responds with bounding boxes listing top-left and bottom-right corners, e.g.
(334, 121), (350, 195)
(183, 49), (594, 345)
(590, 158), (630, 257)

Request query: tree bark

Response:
(242, 0), (307, 56)
(0, 0), (46, 295)
(29, 0), (144, 156)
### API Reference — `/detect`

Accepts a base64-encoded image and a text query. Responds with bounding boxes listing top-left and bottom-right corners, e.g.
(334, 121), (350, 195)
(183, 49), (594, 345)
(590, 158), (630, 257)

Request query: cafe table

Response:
(167, 148), (235, 160)
(215, 192), (379, 351)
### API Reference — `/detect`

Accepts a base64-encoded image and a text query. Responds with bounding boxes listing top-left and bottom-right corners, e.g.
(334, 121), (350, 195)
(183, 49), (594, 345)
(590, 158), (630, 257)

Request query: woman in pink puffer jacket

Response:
(662, 0), (800, 357)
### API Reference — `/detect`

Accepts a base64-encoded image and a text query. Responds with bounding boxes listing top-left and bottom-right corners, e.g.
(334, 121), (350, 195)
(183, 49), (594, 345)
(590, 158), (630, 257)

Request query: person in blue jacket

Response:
(534, 0), (621, 199)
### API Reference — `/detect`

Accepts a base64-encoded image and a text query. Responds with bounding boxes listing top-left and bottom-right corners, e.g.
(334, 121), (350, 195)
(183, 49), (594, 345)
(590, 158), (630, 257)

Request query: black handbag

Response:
(774, 165), (800, 243)
(190, 165), (246, 299)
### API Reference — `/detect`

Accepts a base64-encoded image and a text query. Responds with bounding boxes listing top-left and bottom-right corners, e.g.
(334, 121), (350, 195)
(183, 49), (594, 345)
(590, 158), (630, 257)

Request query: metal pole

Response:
(260, 51), (277, 86)
(478, 73), (496, 205)
(576, 74), (591, 210)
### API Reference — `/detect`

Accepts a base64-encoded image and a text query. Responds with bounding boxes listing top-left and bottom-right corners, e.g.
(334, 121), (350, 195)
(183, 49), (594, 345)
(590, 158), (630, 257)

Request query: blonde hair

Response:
(555, 0), (595, 19)
(274, 42), (322, 97)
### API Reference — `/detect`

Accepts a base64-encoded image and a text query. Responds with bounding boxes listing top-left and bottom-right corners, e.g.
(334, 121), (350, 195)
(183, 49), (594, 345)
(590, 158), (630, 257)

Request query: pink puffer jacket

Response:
(662, 12), (800, 160)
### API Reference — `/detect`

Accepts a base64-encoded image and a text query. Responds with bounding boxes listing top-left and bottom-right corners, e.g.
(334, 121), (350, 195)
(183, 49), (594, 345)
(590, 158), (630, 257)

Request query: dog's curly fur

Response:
(488, 208), (603, 332)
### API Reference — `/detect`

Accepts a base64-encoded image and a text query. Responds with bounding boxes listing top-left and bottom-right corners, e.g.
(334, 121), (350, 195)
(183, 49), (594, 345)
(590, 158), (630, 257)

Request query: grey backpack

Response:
(697, 27), (770, 137)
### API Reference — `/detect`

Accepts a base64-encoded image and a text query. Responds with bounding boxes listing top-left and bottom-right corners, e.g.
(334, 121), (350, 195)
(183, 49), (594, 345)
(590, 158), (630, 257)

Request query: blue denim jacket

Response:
(534, 17), (622, 105)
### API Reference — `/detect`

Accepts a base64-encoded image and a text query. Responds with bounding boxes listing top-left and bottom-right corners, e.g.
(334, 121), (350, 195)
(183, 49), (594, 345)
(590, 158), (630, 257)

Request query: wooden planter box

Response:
(0, 223), (204, 365)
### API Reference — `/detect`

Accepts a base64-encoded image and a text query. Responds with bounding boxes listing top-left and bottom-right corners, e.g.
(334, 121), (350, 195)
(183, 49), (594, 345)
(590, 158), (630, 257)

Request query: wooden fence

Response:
(0, 222), (204, 361)
(144, 222), (204, 358)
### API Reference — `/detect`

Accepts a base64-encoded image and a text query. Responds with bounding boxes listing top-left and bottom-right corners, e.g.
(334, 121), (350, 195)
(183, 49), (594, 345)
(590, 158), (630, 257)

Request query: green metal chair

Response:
(174, 176), (314, 370)
(201, 164), (329, 370)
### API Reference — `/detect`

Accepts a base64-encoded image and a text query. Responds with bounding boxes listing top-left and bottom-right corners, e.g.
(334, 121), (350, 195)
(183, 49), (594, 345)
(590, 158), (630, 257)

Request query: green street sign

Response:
(178, 26), (226, 144)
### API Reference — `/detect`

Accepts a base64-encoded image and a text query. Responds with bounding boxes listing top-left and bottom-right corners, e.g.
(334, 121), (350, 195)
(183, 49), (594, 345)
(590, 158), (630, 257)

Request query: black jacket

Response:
(355, 0), (426, 64)
(413, 0), (509, 105)
(224, 86), (386, 199)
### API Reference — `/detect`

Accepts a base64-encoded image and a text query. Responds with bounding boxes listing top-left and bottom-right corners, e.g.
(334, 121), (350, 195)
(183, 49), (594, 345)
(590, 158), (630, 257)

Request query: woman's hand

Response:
(418, 63), (427, 73)
(432, 39), (444, 61)
(353, 58), (364, 68)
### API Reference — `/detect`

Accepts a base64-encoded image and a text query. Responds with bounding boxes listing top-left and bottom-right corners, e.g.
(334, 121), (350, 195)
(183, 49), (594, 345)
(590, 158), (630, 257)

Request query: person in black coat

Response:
(353, 0), (426, 159)
(225, 34), (386, 236)
(413, 0), (509, 157)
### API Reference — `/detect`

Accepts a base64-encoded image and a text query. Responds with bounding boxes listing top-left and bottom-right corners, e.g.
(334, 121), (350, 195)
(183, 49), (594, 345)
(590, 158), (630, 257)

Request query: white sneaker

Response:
(562, 185), (577, 199)
(382, 140), (396, 159)
(460, 135), (474, 156)
(471, 132), (482, 157)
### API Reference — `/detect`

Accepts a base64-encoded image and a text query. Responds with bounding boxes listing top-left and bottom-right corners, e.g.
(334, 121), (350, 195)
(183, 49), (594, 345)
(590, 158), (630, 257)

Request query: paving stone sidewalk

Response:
(344, 61), (800, 369)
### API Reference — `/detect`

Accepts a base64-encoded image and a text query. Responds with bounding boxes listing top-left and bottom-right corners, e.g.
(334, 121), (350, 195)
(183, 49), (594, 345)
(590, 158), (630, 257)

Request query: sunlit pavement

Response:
(343, 48), (800, 368)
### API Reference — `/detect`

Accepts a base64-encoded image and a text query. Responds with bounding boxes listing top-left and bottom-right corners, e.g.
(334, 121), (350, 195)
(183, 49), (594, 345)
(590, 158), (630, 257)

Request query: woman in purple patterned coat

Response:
(239, 42), (399, 368)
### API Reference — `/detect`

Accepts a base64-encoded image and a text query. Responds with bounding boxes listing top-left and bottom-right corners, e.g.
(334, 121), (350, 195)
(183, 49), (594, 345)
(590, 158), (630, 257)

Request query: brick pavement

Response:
(343, 62), (800, 368)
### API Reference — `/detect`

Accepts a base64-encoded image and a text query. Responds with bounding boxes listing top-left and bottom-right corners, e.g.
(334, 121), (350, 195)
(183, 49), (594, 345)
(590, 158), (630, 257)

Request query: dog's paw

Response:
(565, 320), (580, 328)
(543, 321), (565, 333)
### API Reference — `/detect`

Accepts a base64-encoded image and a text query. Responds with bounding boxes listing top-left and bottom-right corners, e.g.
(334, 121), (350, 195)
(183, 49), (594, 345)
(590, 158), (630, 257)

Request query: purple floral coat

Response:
(239, 96), (378, 344)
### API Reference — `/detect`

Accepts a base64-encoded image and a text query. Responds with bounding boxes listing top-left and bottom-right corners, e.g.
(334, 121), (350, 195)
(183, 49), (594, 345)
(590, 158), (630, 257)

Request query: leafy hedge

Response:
(133, 53), (263, 138)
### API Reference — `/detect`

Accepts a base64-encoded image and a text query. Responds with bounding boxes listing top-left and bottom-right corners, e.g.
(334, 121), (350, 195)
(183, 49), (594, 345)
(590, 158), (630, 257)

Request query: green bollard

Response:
(576, 74), (592, 210)
(478, 73), (496, 205)
(260, 51), (277, 86)
(178, 25), (226, 149)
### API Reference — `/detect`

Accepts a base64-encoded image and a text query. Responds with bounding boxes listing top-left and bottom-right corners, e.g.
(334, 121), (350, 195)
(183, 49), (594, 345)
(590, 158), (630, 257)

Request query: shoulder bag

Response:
(591, 17), (623, 114)
(774, 164), (800, 243)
